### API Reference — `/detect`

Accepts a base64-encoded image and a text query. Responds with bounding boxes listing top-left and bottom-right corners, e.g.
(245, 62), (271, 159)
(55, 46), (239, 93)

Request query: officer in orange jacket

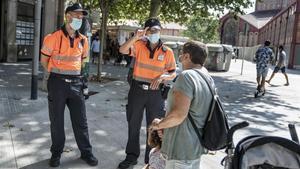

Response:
(40, 3), (98, 167)
(118, 18), (177, 169)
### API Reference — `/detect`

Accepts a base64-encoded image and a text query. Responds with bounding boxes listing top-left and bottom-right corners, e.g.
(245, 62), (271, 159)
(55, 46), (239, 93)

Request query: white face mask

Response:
(70, 18), (82, 30)
(147, 33), (160, 44)
(177, 62), (183, 72)
(178, 54), (185, 71)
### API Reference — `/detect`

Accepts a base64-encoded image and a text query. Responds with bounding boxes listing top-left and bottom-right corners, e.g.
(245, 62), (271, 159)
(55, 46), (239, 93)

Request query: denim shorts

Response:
(165, 159), (200, 169)
(257, 68), (269, 78)
(273, 66), (286, 73)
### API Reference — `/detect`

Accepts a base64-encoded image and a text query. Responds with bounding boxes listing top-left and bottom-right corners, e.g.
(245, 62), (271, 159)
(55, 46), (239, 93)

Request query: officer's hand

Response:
(134, 27), (149, 40)
(150, 76), (163, 90)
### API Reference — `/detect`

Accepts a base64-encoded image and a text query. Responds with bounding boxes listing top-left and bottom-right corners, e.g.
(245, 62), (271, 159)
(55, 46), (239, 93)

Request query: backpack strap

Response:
(192, 69), (216, 96)
(187, 69), (216, 145)
(188, 112), (203, 141)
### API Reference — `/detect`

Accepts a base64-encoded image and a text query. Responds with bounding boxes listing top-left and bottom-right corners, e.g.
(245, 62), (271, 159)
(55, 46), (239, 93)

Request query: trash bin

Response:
(163, 41), (184, 63)
(222, 44), (233, 71)
(163, 41), (184, 74)
(205, 44), (233, 71)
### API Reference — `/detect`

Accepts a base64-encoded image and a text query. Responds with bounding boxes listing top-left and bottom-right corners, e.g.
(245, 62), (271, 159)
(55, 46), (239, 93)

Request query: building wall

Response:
(0, 0), (6, 62)
(236, 19), (258, 47)
(259, 3), (296, 45)
(256, 0), (296, 11)
(220, 1), (299, 68)
(0, 0), (64, 62)
(6, 0), (18, 62)
(221, 17), (239, 46)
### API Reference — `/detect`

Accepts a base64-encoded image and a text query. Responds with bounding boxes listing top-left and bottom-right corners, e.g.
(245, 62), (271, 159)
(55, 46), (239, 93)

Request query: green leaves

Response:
(183, 16), (220, 43)
(81, 0), (252, 28)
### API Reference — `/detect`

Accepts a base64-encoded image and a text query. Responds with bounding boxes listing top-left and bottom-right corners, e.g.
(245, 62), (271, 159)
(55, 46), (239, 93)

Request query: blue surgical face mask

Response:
(147, 33), (160, 44)
(70, 18), (82, 30)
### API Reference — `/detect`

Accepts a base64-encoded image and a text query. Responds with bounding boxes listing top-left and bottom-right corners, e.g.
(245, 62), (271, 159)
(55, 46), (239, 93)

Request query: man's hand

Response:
(119, 27), (148, 54)
(134, 27), (149, 41)
(150, 118), (164, 139)
(150, 118), (161, 131)
(150, 76), (163, 90)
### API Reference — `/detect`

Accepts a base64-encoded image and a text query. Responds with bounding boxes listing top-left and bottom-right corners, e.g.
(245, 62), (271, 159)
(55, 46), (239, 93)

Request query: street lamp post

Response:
(241, 23), (249, 75)
(31, 0), (42, 100)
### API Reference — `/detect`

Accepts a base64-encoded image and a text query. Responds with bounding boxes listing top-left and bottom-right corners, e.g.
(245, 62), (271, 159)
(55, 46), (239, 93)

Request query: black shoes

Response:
(80, 154), (99, 166)
(118, 159), (138, 169)
(49, 154), (98, 167)
(49, 155), (60, 167)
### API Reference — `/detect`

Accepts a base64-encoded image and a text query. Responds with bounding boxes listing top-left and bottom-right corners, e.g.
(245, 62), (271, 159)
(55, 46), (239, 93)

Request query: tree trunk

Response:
(97, 10), (107, 80)
(149, 0), (161, 17)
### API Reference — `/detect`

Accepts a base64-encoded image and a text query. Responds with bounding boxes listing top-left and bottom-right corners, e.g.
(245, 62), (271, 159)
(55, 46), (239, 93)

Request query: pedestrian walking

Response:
(150, 41), (214, 169)
(40, 3), (98, 167)
(255, 40), (273, 94)
(266, 45), (289, 86)
(118, 18), (177, 169)
(91, 36), (100, 64)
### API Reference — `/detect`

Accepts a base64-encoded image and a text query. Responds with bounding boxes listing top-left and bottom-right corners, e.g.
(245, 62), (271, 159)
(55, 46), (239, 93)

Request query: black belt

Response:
(50, 73), (82, 83)
(132, 80), (154, 90)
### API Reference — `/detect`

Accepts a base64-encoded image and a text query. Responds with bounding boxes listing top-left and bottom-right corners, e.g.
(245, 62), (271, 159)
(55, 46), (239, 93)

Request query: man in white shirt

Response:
(266, 45), (289, 86)
(91, 36), (100, 64)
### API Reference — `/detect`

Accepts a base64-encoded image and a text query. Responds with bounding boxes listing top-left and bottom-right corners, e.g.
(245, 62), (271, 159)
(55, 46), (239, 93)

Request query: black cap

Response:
(65, 3), (88, 16)
(144, 18), (161, 30)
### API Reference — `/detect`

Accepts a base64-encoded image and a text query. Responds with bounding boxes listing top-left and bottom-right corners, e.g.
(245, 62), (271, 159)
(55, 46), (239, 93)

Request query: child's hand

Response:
(157, 129), (164, 139)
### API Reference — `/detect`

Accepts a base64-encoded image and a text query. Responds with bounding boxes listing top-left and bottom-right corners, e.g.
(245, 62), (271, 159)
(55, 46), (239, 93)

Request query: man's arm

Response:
(150, 71), (176, 90)
(151, 90), (191, 130)
(40, 54), (50, 72)
(119, 27), (148, 54)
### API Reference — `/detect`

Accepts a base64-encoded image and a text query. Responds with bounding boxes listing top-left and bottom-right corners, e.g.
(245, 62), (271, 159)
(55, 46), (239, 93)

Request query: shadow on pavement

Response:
(212, 75), (300, 136)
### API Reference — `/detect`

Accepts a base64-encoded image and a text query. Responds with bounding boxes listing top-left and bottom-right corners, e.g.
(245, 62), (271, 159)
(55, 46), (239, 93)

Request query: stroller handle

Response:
(288, 124), (299, 144)
(227, 121), (249, 148)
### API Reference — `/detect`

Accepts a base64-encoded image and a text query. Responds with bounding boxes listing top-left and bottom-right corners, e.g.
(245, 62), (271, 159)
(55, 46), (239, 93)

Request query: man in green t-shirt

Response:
(150, 41), (214, 168)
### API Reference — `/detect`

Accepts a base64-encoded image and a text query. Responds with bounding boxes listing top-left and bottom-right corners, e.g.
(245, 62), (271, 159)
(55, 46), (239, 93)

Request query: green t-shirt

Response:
(161, 68), (213, 160)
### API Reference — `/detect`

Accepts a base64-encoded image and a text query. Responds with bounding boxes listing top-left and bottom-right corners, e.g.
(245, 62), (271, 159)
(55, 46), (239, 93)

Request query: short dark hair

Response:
(264, 40), (271, 46)
(144, 18), (161, 29)
(148, 130), (161, 148)
(182, 41), (208, 65)
(279, 45), (284, 50)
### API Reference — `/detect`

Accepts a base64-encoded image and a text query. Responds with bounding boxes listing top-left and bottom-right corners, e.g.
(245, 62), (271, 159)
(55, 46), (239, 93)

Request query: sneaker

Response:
(118, 159), (138, 169)
(81, 154), (98, 166)
(49, 154), (60, 167)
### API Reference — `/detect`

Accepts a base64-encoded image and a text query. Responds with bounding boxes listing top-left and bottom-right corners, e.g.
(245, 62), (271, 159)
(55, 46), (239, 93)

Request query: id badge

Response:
(158, 54), (164, 61)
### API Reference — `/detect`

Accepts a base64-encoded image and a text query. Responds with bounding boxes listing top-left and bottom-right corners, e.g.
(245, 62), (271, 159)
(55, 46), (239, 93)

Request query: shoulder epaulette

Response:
(161, 45), (169, 53)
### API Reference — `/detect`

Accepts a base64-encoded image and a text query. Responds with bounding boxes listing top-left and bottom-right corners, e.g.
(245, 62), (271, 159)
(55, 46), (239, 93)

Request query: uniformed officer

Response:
(118, 18), (177, 169)
(40, 3), (98, 167)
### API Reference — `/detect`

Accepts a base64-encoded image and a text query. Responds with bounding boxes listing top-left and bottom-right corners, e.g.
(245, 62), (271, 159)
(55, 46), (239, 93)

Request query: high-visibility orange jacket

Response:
(41, 25), (88, 75)
(132, 40), (176, 83)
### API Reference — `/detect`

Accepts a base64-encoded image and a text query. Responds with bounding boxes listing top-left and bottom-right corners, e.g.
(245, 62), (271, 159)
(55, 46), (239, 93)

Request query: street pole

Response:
(31, 0), (42, 100)
(241, 23), (249, 75)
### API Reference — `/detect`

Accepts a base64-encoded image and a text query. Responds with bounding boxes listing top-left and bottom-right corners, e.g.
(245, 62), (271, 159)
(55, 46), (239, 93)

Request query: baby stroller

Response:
(223, 122), (300, 169)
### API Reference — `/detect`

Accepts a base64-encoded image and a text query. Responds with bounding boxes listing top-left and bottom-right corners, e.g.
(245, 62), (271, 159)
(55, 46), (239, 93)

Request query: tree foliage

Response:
(80, 0), (253, 25)
(183, 16), (220, 43)
(109, 0), (253, 24)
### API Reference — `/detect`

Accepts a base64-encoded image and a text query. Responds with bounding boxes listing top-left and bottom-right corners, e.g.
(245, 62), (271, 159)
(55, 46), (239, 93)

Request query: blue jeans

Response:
(165, 159), (201, 169)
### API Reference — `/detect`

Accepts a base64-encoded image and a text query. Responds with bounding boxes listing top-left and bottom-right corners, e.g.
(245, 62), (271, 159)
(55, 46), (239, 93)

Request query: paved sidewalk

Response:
(0, 60), (299, 169)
